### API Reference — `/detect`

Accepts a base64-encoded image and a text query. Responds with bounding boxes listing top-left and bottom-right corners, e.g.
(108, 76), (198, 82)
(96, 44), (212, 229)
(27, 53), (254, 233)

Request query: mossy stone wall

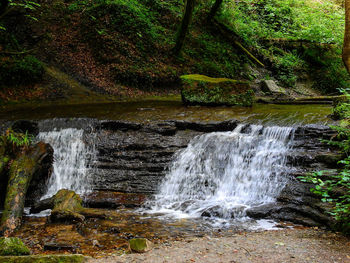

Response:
(181, 74), (254, 107)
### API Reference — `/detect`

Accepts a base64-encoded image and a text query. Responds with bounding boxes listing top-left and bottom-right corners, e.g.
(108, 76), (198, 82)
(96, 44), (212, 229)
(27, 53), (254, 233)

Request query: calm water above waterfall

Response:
(146, 124), (295, 225)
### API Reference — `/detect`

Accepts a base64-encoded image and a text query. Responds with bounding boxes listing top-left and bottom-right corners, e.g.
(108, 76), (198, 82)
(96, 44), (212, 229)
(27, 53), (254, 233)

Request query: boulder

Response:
(129, 238), (153, 253)
(181, 74), (254, 106)
(261, 80), (287, 95)
(0, 237), (30, 256)
(50, 190), (85, 223)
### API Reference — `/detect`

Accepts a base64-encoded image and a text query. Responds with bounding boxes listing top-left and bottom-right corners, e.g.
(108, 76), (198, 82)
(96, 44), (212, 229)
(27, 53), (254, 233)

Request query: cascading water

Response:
(148, 124), (294, 222)
(38, 128), (96, 198)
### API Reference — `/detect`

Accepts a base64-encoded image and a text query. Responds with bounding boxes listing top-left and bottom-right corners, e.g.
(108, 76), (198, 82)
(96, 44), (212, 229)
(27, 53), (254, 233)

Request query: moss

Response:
(181, 74), (241, 84)
(129, 238), (153, 253)
(0, 254), (87, 263)
(50, 190), (85, 222)
(0, 237), (30, 256)
(181, 74), (254, 107)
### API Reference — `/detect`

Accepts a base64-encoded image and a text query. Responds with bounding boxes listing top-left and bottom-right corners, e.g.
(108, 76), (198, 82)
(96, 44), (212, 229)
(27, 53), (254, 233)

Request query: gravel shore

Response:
(88, 228), (350, 263)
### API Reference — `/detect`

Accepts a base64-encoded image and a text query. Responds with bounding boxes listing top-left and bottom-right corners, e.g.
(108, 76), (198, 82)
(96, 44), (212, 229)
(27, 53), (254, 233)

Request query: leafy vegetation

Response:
(299, 92), (350, 233)
(181, 74), (254, 106)
(0, 55), (44, 86)
(0, 0), (348, 99)
(219, 0), (349, 92)
(5, 128), (34, 149)
(0, 0), (40, 29)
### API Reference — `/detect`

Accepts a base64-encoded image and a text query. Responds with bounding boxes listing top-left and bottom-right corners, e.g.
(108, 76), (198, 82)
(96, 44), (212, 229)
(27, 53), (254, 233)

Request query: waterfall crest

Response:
(149, 124), (294, 220)
(38, 128), (96, 198)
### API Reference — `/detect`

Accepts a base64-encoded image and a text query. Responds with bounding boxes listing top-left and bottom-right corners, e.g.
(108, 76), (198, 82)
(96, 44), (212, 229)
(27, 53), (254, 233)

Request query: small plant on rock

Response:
(5, 128), (34, 149)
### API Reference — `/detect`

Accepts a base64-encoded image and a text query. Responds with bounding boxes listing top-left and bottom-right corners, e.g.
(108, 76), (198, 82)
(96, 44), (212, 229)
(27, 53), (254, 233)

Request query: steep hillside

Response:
(0, 0), (348, 104)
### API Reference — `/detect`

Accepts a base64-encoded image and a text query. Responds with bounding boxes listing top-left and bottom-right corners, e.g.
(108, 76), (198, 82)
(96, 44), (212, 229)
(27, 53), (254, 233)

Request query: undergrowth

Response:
(0, 55), (44, 87)
(299, 92), (350, 234)
(219, 0), (349, 92)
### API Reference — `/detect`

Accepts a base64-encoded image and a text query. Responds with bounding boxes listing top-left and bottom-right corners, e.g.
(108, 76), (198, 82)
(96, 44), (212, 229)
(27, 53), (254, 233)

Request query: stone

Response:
(43, 242), (77, 252)
(261, 80), (287, 95)
(0, 237), (30, 256)
(181, 74), (254, 106)
(0, 254), (88, 263)
(50, 189), (85, 223)
(83, 191), (147, 209)
(129, 238), (153, 253)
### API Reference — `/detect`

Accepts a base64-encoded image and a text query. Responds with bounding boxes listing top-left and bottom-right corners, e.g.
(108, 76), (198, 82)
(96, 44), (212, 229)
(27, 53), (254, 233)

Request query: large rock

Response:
(0, 237), (30, 256)
(50, 190), (85, 223)
(181, 74), (254, 106)
(261, 80), (287, 95)
(129, 238), (153, 253)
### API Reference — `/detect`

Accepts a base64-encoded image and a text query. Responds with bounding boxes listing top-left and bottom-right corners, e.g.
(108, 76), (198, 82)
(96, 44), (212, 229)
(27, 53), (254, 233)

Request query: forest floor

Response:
(88, 228), (350, 263)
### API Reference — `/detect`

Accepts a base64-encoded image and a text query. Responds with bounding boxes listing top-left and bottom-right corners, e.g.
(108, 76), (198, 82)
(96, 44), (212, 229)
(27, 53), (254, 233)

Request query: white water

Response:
(38, 128), (96, 198)
(148, 124), (294, 222)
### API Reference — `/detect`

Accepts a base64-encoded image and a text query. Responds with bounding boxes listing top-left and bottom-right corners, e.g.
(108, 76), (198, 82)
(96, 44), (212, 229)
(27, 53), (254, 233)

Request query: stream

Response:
(0, 101), (337, 256)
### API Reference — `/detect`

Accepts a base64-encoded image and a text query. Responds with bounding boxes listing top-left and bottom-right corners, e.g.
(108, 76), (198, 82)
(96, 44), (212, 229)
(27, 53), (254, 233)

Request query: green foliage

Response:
(187, 32), (243, 79)
(222, 0), (344, 46)
(306, 49), (350, 93)
(333, 102), (350, 120)
(0, 0), (40, 30)
(219, 0), (348, 91)
(272, 50), (304, 87)
(5, 128), (34, 148)
(299, 93), (350, 233)
(0, 55), (44, 86)
(0, 237), (30, 256)
(84, 0), (163, 43)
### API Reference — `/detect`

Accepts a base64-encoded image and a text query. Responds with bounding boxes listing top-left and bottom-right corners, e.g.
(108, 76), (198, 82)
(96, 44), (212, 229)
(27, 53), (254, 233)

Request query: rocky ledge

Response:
(5, 118), (341, 228)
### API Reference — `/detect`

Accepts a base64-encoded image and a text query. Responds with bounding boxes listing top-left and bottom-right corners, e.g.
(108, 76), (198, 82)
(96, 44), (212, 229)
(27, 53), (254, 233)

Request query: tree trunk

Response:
(343, 0), (350, 74)
(0, 137), (9, 209)
(208, 0), (224, 21)
(0, 142), (53, 236)
(173, 0), (196, 55)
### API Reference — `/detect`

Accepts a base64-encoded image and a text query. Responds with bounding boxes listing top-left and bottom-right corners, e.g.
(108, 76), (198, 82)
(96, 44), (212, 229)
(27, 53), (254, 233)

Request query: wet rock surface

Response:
(29, 119), (340, 227)
(88, 120), (338, 227)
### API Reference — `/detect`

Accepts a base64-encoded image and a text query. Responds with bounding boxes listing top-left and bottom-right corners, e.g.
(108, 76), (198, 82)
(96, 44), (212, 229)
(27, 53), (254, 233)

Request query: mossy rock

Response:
(0, 237), (30, 256)
(181, 74), (254, 107)
(0, 254), (88, 263)
(51, 189), (85, 223)
(129, 238), (153, 253)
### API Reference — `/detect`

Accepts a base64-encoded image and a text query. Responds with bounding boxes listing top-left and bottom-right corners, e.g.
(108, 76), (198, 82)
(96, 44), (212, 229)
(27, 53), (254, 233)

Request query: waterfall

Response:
(38, 128), (96, 198)
(149, 124), (294, 220)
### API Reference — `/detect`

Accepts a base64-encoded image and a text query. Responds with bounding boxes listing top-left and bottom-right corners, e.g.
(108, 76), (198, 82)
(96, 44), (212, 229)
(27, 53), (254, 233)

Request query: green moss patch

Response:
(0, 237), (30, 256)
(0, 254), (87, 263)
(181, 74), (254, 107)
(129, 238), (153, 253)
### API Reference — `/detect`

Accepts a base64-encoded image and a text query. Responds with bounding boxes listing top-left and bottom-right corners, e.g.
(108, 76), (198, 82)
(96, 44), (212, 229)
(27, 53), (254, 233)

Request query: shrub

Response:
(0, 55), (44, 86)
(299, 92), (350, 234)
